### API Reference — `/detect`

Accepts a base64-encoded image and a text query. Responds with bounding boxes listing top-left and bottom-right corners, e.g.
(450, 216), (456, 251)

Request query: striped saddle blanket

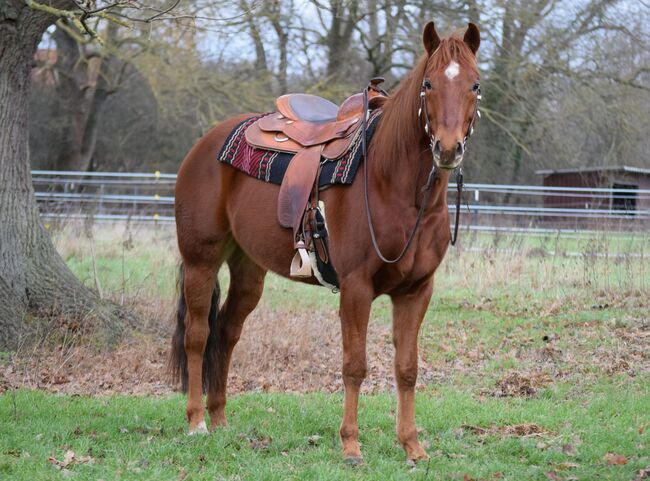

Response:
(216, 111), (382, 188)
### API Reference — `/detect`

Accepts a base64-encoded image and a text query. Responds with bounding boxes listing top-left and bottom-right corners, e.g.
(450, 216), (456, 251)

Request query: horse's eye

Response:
(472, 82), (480, 92)
(423, 80), (432, 90)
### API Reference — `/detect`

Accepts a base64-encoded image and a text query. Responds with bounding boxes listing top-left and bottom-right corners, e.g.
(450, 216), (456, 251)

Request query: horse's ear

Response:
(463, 22), (480, 55)
(422, 21), (441, 56)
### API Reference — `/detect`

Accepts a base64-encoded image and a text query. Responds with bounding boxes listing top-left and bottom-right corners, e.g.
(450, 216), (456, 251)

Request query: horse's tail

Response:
(169, 263), (221, 392)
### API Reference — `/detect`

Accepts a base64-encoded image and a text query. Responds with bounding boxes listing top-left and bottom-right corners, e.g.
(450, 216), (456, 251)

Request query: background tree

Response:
(28, 1), (648, 182)
(0, 0), (189, 349)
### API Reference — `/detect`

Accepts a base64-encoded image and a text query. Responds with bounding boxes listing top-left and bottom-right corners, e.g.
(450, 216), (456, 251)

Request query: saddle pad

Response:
(217, 110), (382, 188)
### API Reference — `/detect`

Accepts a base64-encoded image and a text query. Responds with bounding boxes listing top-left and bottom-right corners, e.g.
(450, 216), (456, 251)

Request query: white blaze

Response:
(445, 61), (460, 80)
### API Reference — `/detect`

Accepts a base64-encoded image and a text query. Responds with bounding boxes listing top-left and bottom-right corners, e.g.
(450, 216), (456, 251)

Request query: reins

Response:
(362, 75), (480, 262)
(362, 81), (438, 264)
(450, 168), (463, 246)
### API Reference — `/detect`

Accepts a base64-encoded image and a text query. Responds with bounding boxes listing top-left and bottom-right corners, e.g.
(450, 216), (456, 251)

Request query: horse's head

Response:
(421, 22), (481, 170)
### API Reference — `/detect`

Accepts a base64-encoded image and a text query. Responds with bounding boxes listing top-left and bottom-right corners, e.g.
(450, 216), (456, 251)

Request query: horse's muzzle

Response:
(433, 139), (464, 170)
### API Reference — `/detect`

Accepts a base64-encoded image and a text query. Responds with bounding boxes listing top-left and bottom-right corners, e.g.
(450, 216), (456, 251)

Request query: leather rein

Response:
(361, 77), (481, 264)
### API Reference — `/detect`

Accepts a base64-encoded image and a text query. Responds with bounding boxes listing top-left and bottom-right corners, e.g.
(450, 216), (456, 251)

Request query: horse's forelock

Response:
(426, 36), (478, 76)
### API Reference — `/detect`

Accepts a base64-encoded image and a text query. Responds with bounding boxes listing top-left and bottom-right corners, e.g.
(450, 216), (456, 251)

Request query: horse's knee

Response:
(342, 360), (367, 385)
(395, 361), (418, 388)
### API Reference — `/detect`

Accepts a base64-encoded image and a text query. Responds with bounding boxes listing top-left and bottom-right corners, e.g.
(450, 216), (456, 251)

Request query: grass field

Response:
(1, 223), (649, 480)
(2, 383), (648, 481)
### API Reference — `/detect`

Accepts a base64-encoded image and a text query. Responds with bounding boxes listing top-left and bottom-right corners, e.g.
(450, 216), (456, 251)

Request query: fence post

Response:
(473, 189), (479, 228)
(99, 183), (105, 216)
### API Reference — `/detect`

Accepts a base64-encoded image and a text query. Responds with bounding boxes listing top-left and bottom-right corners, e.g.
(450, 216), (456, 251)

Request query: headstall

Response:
(418, 77), (481, 245)
(362, 75), (481, 263)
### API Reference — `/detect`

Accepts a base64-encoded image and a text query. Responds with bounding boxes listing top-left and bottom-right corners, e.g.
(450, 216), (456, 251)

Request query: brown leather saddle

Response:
(245, 79), (387, 279)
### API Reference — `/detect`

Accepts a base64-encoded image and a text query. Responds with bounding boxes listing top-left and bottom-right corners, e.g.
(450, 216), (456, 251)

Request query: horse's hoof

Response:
(209, 420), (227, 432)
(188, 420), (208, 436)
(344, 456), (364, 467)
(407, 453), (430, 465)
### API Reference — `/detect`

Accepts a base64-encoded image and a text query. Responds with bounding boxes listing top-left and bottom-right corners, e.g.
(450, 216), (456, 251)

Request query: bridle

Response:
(419, 77), (482, 245)
(361, 75), (481, 264)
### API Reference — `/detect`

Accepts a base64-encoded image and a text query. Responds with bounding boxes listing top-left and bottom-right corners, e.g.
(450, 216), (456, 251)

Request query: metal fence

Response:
(33, 170), (650, 233)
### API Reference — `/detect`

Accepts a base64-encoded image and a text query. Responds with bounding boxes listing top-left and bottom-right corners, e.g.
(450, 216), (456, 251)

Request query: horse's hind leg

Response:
(207, 249), (266, 429)
(182, 261), (219, 434)
(338, 277), (373, 461)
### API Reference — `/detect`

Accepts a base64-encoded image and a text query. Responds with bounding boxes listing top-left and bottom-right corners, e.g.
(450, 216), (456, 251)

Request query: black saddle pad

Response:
(217, 110), (382, 188)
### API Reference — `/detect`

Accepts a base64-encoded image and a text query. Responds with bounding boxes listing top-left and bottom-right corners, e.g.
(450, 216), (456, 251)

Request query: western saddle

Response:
(245, 79), (387, 279)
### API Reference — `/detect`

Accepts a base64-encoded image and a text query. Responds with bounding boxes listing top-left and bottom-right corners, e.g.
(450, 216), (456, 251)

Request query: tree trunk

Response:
(50, 23), (115, 172)
(0, 2), (120, 349)
(0, 277), (22, 348)
(325, 0), (358, 80)
(269, 16), (288, 94)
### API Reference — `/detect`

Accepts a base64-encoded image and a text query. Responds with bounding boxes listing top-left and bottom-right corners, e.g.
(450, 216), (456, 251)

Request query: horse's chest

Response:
(378, 226), (449, 294)
(406, 241), (447, 280)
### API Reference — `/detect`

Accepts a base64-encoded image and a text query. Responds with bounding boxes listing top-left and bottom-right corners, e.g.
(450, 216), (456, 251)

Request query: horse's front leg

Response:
(338, 278), (373, 462)
(391, 277), (433, 462)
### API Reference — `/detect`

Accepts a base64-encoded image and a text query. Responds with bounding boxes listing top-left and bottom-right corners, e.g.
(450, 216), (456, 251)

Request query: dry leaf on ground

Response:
(489, 371), (552, 397)
(462, 423), (552, 438)
(603, 453), (628, 465)
(48, 450), (93, 469)
(634, 467), (650, 481)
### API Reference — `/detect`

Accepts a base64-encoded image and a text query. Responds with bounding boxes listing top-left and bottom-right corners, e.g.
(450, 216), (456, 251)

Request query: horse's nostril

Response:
(456, 142), (464, 158)
(433, 140), (442, 157)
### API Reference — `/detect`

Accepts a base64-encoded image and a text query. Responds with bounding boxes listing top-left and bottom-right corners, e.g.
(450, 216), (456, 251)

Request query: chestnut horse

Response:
(170, 21), (481, 462)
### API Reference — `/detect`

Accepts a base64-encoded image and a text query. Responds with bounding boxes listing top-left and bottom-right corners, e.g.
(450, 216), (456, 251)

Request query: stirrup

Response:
(290, 241), (312, 277)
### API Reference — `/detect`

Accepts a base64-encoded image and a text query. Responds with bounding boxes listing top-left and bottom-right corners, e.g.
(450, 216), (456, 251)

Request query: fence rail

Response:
(33, 170), (650, 230)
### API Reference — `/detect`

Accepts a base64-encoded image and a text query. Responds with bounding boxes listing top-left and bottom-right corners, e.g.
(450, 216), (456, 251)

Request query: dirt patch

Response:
(2, 339), (171, 396)
(488, 371), (553, 397)
(2, 296), (647, 397)
(461, 423), (553, 437)
(1, 308), (439, 396)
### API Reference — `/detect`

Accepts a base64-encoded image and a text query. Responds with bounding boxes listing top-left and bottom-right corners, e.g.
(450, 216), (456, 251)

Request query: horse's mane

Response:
(371, 35), (477, 174)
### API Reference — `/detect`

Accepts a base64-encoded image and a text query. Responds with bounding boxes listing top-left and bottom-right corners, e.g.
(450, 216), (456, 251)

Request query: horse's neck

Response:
(370, 138), (450, 212)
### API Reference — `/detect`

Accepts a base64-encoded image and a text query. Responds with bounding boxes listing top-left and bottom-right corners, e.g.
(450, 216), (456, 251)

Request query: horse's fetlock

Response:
(340, 425), (359, 441)
(186, 404), (204, 423)
(397, 426), (418, 444)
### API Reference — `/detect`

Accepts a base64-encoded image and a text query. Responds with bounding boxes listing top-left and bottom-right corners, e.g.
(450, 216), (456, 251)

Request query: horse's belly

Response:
(225, 171), (320, 285)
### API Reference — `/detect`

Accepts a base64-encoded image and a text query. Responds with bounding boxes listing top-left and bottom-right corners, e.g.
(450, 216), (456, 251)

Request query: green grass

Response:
(2, 383), (648, 481)
(3, 224), (645, 480)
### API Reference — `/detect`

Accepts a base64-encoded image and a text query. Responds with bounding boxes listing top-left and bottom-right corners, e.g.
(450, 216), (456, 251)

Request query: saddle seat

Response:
(242, 80), (387, 279)
(245, 91), (378, 157)
(276, 93), (339, 123)
(277, 92), (367, 123)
